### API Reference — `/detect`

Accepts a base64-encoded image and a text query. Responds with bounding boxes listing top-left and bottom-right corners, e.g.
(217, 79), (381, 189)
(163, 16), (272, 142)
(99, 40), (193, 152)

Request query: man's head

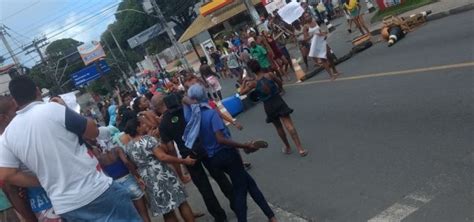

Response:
(184, 75), (200, 89)
(8, 76), (41, 107)
(250, 41), (257, 48)
(0, 96), (17, 133)
(150, 94), (166, 116)
(187, 84), (207, 103)
(122, 92), (133, 107)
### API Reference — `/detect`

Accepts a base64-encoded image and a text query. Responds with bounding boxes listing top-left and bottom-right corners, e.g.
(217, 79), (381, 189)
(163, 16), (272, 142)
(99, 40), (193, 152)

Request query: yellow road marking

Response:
(287, 62), (474, 87)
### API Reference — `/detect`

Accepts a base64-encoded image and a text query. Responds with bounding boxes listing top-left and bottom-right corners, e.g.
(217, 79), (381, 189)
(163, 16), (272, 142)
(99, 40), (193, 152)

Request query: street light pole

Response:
(149, 0), (191, 70)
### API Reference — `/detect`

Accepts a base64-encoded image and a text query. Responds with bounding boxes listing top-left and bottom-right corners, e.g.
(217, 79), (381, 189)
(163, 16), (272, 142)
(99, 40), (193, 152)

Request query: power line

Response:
(16, 0), (115, 37)
(0, 3), (119, 59)
(41, 3), (120, 41)
(0, 1), (41, 22)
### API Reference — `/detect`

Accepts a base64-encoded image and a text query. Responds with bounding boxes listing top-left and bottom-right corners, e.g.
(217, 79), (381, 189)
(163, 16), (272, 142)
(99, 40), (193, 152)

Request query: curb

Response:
(300, 3), (474, 82)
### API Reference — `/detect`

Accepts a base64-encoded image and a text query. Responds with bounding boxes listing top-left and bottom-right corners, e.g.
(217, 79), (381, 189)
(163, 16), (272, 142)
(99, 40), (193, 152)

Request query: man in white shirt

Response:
(0, 76), (141, 221)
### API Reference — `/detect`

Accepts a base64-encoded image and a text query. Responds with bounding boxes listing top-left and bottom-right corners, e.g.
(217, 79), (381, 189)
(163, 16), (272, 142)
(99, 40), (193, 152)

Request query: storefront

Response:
(178, 0), (265, 62)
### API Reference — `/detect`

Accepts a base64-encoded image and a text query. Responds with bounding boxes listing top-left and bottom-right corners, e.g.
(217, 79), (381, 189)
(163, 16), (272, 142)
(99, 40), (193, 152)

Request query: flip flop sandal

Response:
(299, 150), (309, 157)
(282, 148), (292, 155)
(252, 140), (269, 149)
(193, 212), (205, 218)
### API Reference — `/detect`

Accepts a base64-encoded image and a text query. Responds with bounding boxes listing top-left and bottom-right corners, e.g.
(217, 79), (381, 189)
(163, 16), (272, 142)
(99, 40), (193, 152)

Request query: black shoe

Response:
(244, 162), (252, 170)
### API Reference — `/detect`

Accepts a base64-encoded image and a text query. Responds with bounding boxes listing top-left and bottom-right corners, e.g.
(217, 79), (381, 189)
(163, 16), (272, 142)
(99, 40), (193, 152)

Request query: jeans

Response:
(186, 156), (235, 222)
(60, 182), (142, 222)
(115, 174), (145, 200)
(208, 148), (275, 222)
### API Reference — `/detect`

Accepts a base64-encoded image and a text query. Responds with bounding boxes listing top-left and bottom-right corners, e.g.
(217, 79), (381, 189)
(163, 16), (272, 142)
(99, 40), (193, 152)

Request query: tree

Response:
(45, 38), (83, 60)
(29, 38), (85, 93)
(0, 56), (5, 66)
(156, 0), (199, 31)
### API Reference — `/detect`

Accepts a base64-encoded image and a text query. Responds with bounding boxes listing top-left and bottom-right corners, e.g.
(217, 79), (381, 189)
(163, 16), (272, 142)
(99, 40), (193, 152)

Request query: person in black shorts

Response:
(240, 60), (308, 157)
(151, 93), (235, 222)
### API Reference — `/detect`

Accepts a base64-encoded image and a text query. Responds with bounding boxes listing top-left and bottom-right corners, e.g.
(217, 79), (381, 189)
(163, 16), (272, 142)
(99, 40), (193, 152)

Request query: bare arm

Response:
(162, 142), (185, 180)
(83, 118), (99, 140)
(215, 131), (252, 150)
(0, 168), (40, 187)
(239, 79), (257, 95)
(2, 184), (38, 222)
(153, 144), (195, 165)
(116, 148), (140, 179)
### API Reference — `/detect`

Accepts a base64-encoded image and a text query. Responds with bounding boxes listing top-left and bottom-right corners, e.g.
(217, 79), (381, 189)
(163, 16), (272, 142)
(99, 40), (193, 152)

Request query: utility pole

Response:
(102, 38), (133, 90)
(150, 0), (191, 70)
(109, 30), (135, 76)
(0, 25), (23, 75)
(23, 36), (48, 64)
(243, 0), (261, 26)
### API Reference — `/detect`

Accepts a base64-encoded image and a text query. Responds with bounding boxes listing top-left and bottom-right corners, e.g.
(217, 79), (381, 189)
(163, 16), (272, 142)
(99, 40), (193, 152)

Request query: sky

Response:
(0, 0), (121, 67)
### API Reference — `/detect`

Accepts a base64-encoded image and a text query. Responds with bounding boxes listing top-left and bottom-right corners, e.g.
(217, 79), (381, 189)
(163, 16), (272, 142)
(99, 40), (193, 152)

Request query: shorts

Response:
(115, 174), (145, 200)
(60, 182), (141, 222)
(215, 63), (224, 72)
(350, 7), (360, 18)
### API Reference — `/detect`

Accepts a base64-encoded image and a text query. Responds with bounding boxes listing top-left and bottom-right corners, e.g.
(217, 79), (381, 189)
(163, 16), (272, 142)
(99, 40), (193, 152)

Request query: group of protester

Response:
(0, 65), (294, 222)
(202, 0), (349, 87)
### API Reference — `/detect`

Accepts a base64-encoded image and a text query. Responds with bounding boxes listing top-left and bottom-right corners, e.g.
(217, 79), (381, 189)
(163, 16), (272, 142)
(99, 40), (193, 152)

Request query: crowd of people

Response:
(198, 0), (364, 84)
(0, 1), (374, 221)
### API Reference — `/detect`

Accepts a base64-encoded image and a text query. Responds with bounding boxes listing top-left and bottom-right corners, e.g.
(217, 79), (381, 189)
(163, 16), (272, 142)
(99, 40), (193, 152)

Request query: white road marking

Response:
(287, 61), (474, 87)
(367, 173), (460, 222)
(268, 203), (309, 222)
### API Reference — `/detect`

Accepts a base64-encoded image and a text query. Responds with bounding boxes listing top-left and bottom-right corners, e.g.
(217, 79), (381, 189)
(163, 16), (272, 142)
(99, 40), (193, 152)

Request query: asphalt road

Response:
(223, 11), (474, 222)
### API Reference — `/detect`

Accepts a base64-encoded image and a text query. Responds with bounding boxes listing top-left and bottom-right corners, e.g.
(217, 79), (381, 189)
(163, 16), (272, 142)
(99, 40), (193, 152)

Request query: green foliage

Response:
(174, 60), (183, 67)
(87, 79), (109, 95)
(0, 56), (5, 65)
(156, 0), (199, 30)
(45, 38), (83, 60)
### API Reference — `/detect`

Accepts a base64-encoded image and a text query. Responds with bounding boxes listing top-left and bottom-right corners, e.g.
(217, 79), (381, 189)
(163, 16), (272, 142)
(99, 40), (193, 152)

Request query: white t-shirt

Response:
(0, 101), (112, 214)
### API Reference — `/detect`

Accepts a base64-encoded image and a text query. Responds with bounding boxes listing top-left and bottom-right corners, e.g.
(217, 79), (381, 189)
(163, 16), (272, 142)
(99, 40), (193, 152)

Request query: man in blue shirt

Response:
(186, 84), (277, 222)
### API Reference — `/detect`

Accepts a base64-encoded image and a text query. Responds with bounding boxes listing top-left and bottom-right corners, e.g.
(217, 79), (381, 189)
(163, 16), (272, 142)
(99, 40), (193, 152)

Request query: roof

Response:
(0, 64), (15, 74)
(179, 0), (261, 43)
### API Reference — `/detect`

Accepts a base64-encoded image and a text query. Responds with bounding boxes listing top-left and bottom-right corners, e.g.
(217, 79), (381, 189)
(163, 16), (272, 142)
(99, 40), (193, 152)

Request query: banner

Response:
(77, 41), (106, 66)
(277, 1), (305, 25)
(376, 0), (404, 11)
(262, 0), (286, 14)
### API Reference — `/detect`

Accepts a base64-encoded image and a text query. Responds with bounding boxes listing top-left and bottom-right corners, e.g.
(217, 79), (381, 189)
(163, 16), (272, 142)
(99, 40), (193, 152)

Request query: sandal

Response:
(282, 148), (292, 155)
(244, 140), (268, 154)
(252, 140), (269, 149)
(299, 150), (309, 157)
(193, 212), (205, 218)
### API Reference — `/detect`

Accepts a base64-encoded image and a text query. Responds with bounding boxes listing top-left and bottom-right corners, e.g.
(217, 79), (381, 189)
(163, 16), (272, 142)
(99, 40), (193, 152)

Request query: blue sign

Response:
(72, 60), (111, 87)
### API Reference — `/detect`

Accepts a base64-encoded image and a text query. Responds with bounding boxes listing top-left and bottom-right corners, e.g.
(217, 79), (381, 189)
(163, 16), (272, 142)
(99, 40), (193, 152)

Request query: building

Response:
(178, 0), (266, 60)
(0, 64), (15, 95)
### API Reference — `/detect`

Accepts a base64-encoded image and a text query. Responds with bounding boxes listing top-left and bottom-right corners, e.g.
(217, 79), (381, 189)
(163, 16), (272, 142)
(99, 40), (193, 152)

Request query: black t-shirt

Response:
(159, 108), (206, 159)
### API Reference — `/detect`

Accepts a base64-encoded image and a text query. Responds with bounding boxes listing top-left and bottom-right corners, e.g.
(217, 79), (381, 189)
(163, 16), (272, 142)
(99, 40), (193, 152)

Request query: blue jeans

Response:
(115, 174), (145, 200)
(208, 148), (274, 222)
(60, 182), (142, 222)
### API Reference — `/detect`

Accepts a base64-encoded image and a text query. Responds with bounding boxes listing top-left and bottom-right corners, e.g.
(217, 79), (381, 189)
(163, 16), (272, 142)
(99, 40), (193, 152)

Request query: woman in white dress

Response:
(304, 14), (340, 80)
